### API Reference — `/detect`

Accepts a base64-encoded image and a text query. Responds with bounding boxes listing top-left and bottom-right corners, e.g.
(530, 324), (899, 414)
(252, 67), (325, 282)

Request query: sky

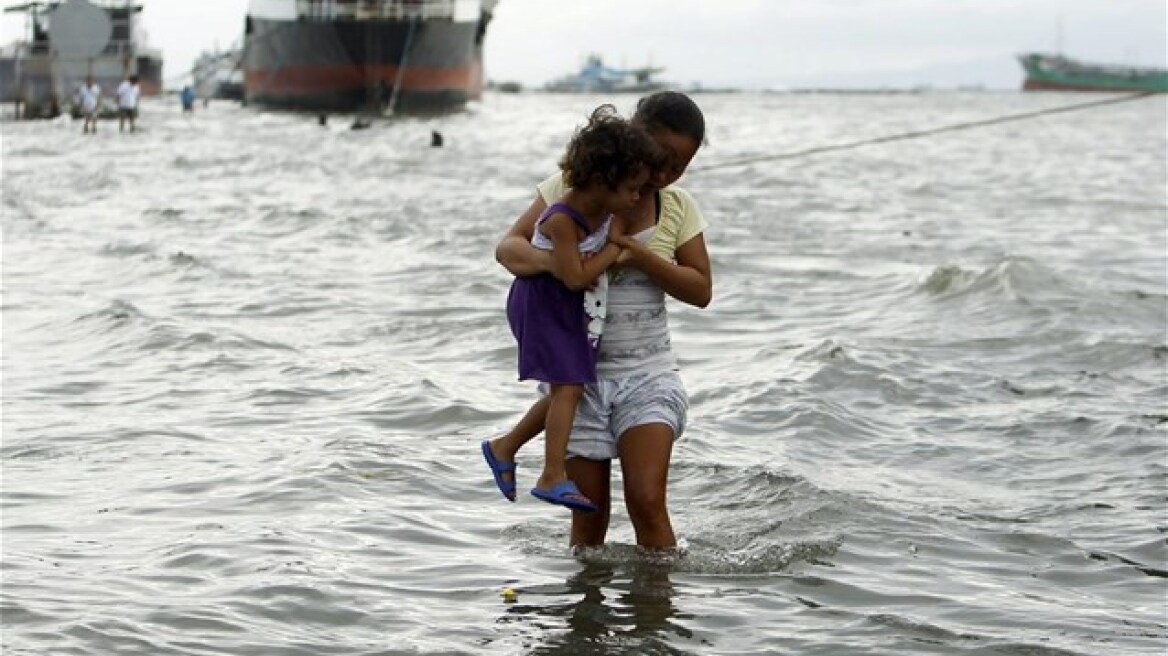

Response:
(2, 0), (1165, 90)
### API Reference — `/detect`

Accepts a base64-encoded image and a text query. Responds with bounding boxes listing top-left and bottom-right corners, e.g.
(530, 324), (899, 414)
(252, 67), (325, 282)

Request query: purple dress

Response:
(507, 203), (607, 384)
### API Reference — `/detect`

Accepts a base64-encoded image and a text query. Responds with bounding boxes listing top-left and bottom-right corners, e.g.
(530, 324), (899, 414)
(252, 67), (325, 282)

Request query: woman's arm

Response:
(495, 194), (553, 277)
(614, 233), (712, 308)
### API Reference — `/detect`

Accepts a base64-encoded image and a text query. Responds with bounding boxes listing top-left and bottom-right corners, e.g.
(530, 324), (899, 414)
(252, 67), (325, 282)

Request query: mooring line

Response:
(688, 92), (1156, 174)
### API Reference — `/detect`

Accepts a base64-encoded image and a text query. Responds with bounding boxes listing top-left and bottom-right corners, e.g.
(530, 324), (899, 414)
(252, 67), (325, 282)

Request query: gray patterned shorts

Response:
(542, 369), (688, 460)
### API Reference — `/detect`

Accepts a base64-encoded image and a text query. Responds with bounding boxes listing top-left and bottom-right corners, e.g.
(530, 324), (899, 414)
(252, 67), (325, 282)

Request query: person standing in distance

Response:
(116, 74), (140, 133)
(77, 76), (101, 134)
(180, 86), (196, 114)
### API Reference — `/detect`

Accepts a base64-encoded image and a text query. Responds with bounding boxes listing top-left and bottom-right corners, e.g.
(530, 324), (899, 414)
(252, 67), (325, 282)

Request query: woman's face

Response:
(647, 127), (701, 190)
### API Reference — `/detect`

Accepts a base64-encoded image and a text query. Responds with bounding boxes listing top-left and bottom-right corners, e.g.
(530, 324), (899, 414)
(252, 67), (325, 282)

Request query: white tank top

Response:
(595, 226), (676, 377)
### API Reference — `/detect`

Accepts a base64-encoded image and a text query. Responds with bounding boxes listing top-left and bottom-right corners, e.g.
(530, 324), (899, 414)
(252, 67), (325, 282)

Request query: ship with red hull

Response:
(243, 0), (496, 114)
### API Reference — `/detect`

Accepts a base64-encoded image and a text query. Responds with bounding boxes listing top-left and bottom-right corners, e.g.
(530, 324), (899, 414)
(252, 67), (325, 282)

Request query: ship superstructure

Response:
(0, 0), (163, 117)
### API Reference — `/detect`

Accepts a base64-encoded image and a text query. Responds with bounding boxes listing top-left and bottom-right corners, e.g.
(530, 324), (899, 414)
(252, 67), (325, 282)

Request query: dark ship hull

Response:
(242, 2), (494, 114)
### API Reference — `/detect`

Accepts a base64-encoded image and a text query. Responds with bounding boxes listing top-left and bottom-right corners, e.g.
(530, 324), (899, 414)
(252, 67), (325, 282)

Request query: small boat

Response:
(544, 54), (666, 93)
(0, 0), (163, 118)
(1017, 52), (1168, 93)
(242, 0), (498, 115)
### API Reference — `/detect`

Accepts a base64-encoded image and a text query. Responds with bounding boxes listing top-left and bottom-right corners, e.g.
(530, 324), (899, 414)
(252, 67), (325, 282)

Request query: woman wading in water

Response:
(484, 91), (711, 551)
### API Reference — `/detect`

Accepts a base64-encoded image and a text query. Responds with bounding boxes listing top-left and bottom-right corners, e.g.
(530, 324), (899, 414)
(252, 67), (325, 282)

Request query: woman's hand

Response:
(611, 233), (712, 308)
(612, 234), (649, 267)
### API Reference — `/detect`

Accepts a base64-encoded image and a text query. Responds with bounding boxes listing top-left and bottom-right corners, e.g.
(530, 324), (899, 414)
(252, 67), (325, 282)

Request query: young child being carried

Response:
(482, 104), (661, 512)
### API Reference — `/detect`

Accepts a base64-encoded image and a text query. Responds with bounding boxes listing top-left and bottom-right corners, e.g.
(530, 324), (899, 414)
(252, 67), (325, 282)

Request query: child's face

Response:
(604, 167), (651, 212)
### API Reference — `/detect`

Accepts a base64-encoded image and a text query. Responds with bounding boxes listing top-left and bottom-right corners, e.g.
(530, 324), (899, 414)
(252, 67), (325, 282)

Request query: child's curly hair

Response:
(559, 104), (662, 190)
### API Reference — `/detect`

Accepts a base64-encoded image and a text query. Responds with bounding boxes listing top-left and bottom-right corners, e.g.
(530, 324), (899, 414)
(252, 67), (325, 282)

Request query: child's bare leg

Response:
(536, 384), (583, 490)
(489, 394), (549, 463)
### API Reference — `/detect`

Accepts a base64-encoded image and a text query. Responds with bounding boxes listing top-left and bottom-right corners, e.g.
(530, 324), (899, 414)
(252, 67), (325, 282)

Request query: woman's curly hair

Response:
(559, 104), (663, 190)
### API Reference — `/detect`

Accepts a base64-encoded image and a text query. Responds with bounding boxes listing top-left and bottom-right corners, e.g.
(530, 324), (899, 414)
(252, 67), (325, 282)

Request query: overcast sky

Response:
(2, 0), (1165, 90)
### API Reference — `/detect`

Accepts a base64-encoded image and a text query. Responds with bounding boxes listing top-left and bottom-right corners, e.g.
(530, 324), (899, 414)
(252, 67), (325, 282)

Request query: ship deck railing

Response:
(295, 0), (460, 21)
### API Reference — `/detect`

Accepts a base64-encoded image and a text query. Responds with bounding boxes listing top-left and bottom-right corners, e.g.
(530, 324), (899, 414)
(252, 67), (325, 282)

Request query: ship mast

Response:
(1055, 14), (1064, 56)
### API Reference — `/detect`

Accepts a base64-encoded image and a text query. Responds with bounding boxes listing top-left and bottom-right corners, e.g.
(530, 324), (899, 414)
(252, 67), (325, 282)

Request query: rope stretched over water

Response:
(688, 91), (1156, 174)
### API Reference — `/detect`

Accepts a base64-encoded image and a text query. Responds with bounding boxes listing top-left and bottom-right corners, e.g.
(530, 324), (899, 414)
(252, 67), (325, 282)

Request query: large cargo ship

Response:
(0, 0), (163, 118)
(242, 0), (497, 114)
(1017, 52), (1168, 93)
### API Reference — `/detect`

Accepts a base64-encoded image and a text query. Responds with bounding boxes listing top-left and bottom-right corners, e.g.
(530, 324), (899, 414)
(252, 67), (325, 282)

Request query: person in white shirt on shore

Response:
(115, 74), (140, 133)
(77, 77), (101, 134)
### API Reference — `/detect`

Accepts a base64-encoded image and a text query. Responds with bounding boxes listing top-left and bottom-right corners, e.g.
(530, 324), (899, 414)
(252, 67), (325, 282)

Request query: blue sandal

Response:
(481, 440), (516, 502)
(531, 480), (597, 513)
